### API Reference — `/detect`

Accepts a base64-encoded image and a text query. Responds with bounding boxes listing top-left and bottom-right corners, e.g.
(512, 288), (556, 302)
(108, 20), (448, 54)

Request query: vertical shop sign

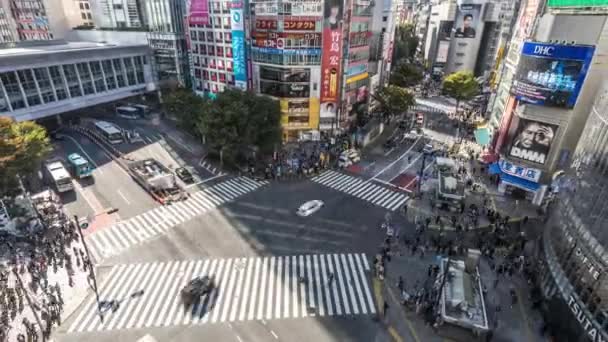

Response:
(320, 0), (344, 118)
(231, 0), (247, 89)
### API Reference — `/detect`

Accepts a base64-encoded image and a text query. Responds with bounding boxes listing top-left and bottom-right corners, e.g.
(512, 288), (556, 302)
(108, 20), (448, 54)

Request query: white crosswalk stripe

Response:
(67, 253), (375, 333)
(86, 177), (268, 263)
(311, 171), (409, 211)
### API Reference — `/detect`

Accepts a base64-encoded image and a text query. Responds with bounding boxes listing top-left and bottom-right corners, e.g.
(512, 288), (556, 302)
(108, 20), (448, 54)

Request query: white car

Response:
(403, 129), (419, 141)
(297, 200), (324, 217)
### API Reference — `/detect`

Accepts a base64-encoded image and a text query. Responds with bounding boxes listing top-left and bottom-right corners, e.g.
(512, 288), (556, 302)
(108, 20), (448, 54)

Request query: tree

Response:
(392, 24), (419, 62)
(0, 117), (51, 195)
(441, 71), (480, 115)
(195, 89), (281, 166)
(163, 89), (210, 135)
(373, 85), (415, 118)
(390, 60), (423, 88)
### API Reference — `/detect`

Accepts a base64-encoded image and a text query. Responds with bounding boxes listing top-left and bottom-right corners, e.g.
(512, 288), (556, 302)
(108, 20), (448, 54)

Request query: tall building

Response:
(370, 0), (399, 90)
(91, 0), (145, 29)
(187, 0), (243, 96)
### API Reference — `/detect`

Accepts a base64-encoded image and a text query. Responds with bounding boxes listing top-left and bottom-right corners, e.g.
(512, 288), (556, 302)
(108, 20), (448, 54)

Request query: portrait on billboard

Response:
(321, 102), (337, 117)
(324, 0), (343, 30)
(508, 118), (558, 165)
(454, 4), (480, 39)
(512, 42), (595, 108)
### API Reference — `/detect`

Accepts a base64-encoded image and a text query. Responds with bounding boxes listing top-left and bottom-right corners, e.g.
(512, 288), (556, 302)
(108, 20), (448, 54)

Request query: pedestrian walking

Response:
(327, 272), (334, 286)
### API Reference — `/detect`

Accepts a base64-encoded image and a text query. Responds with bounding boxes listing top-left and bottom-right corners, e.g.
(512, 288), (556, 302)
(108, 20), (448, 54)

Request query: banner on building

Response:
(190, 0), (210, 25)
(436, 40), (450, 63)
(454, 3), (481, 39)
(506, 117), (558, 165)
(548, 0), (608, 7)
(512, 42), (595, 108)
(255, 19), (278, 30)
(253, 32), (321, 48)
(231, 0), (247, 89)
(283, 20), (316, 31)
(320, 0), (344, 113)
(252, 47), (321, 55)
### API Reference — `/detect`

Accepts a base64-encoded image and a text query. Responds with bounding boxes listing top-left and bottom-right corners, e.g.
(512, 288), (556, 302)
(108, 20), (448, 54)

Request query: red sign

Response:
(320, 27), (343, 102)
(254, 39), (277, 48)
(255, 19), (277, 30)
(283, 20), (316, 31)
(252, 32), (321, 48)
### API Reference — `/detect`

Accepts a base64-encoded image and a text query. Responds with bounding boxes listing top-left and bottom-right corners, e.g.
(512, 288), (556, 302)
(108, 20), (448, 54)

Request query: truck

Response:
(44, 160), (74, 193)
(67, 153), (93, 179)
(128, 158), (186, 204)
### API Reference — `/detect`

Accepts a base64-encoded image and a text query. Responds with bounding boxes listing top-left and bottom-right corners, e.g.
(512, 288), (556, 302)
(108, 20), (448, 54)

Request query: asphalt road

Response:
(54, 179), (401, 342)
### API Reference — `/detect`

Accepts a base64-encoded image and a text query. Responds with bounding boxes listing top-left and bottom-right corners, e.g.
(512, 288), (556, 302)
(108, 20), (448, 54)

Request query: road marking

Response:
(383, 148), (395, 156)
(117, 189), (131, 204)
(388, 326), (404, 342)
(386, 281), (422, 342)
(236, 334), (244, 342)
(370, 137), (421, 181)
(270, 330), (279, 339)
(403, 160), (435, 190)
(62, 134), (102, 174)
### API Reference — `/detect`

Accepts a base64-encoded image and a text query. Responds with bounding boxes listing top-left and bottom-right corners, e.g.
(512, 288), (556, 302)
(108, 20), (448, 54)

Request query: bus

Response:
(45, 161), (73, 193)
(67, 153), (93, 179)
(94, 120), (123, 144)
(131, 104), (150, 117)
(116, 106), (140, 119)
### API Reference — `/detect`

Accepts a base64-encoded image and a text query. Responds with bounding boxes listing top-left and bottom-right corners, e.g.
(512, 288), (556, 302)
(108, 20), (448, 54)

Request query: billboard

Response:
(548, 0), (608, 7)
(514, 0), (540, 40)
(436, 41), (450, 63)
(231, 0), (247, 89)
(283, 20), (316, 31)
(512, 42), (595, 108)
(189, 0), (210, 25)
(507, 118), (558, 165)
(454, 4), (481, 39)
(320, 0), (344, 112)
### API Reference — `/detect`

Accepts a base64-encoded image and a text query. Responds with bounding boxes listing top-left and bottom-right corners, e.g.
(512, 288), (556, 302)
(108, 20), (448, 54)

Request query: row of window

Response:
(195, 80), (228, 94)
(0, 56), (147, 112)
(252, 51), (321, 66)
(192, 56), (235, 71)
(190, 30), (232, 44)
(194, 69), (235, 84)
(192, 44), (234, 58)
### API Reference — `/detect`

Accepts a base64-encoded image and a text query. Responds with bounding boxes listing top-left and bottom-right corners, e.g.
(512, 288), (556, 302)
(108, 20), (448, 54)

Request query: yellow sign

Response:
(280, 99), (289, 114)
(309, 97), (320, 129)
(346, 72), (369, 84)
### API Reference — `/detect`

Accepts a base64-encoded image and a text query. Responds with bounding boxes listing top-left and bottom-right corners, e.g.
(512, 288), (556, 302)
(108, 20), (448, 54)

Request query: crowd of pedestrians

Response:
(0, 191), (92, 342)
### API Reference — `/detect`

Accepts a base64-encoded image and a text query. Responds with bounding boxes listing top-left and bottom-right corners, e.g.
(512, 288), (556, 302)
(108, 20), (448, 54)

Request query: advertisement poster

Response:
(231, 0), (247, 89)
(512, 42), (595, 108)
(189, 0), (210, 25)
(507, 118), (558, 165)
(320, 0), (344, 117)
(454, 3), (481, 39)
(436, 40), (450, 63)
(515, 0), (540, 40)
(283, 20), (316, 31)
(548, 0), (608, 7)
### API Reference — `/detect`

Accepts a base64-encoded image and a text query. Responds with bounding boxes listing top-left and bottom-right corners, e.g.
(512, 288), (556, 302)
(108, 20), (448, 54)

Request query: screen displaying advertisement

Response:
(231, 1), (247, 89)
(436, 40), (450, 63)
(189, 0), (210, 25)
(514, 0), (540, 40)
(548, 0), (608, 7)
(507, 118), (558, 165)
(320, 0), (344, 114)
(512, 42), (595, 108)
(454, 4), (481, 39)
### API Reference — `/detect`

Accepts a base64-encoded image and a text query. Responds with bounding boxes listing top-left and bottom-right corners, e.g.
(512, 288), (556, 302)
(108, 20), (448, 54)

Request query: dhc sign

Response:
(533, 45), (555, 56)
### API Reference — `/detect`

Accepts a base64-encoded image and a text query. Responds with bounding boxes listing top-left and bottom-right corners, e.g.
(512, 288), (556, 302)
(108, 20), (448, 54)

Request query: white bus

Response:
(116, 106), (140, 119)
(45, 161), (73, 193)
(94, 120), (123, 144)
(131, 104), (150, 116)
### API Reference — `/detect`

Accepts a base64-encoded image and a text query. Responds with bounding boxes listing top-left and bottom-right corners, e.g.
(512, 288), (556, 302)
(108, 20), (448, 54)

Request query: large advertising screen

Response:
(454, 3), (481, 39)
(548, 0), (608, 7)
(320, 0), (344, 118)
(512, 42), (595, 108)
(231, 0), (247, 89)
(436, 41), (450, 63)
(189, 0), (209, 26)
(507, 118), (558, 165)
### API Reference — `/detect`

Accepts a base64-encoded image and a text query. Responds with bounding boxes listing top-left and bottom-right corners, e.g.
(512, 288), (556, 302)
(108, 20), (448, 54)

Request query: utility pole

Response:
(74, 215), (104, 323)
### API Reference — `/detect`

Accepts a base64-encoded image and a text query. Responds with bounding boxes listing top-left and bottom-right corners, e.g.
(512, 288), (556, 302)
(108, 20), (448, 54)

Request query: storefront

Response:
(488, 159), (547, 205)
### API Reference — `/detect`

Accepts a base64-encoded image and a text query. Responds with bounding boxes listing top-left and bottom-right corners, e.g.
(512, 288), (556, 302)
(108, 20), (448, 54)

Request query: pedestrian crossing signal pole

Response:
(74, 215), (104, 324)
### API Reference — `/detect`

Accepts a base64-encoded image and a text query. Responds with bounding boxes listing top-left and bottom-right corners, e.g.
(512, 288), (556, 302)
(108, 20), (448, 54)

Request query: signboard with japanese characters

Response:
(498, 160), (542, 183)
(283, 20), (316, 31)
(255, 19), (278, 30)
(320, 0), (344, 118)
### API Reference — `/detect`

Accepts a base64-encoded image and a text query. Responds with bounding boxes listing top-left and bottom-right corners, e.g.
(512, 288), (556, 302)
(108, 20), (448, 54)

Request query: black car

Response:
(181, 275), (215, 307)
(175, 167), (194, 184)
(383, 138), (397, 150)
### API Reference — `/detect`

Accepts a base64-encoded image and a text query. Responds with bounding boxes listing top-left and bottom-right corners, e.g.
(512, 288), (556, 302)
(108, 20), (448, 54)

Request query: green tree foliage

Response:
(164, 89), (281, 165)
(441, 71), (480, 113)
(392, 24), (419, 62)
(374, 85), (415, 117)
(0, 117), (51, 194)
(390, 60), (423, 88)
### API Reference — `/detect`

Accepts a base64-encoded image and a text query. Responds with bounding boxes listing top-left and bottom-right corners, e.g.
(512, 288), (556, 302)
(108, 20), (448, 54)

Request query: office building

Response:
(0, 40), (156, 121)
(369, 0), (397, 93)
(91, 0), (145, 29)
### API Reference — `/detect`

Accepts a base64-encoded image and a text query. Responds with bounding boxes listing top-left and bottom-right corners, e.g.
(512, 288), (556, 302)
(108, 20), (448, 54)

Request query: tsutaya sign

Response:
(567, 294), (608, 342)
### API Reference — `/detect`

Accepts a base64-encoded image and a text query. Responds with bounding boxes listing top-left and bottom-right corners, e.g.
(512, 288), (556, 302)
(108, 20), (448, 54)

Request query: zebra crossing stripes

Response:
(311, 171), (408, 211)
(67, 253), (374, 333)
(86, 177), (268, 262)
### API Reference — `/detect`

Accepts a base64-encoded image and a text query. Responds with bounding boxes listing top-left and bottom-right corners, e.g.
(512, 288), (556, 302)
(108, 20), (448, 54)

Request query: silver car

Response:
(297, 200), (324, 217)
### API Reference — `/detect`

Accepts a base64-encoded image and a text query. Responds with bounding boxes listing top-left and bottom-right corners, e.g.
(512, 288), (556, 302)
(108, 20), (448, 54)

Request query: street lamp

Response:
(73, 215), (104, 323)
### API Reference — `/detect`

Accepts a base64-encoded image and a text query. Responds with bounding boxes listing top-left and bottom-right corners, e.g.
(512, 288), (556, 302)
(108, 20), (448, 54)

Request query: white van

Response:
(338, 154), (352, 168)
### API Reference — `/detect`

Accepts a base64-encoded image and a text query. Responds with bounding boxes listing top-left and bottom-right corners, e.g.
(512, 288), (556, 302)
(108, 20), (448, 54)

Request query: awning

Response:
(488, 162), (501, 175)
(474, 127), (490, 145)
(500, 173), (540, 192)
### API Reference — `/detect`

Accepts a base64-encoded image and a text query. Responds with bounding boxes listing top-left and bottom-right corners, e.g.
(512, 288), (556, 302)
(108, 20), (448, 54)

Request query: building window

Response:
(123, 58), (137, 86)
(216, 46), (224, 57)
(226, 47), (232, 58)
(34, 68), (56, 104)
(382, 16), (387, 22)
(48, 66), (68, 100)
(112, 59), (126, 87)
(76, 63), (95, 95)
(102, 60), (116, 90)
(0, 72), (26, 110)
(90, 61), (106, 92)
(81, 13), (87, 20)
(113, 4), (123, 10)
(62, 65), (82, 98)
(225, 32), (231, 42)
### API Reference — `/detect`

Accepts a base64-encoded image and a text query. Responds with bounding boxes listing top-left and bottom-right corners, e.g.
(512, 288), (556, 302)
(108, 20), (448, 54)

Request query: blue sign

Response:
(251, 47), (322, 56)
(346, 64), (367, 77)
(231, 5), (247, 90)
(512, 42), (595, 108)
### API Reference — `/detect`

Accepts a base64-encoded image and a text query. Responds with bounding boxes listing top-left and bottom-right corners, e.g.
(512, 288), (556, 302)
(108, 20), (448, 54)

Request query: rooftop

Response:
(0, 39), (147, 58)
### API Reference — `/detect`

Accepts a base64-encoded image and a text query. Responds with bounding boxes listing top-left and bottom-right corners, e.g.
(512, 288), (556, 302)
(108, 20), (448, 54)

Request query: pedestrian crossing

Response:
(86, 177), (268, 262)
(311, 171), (409, 211)
(67, 253), (375, 333)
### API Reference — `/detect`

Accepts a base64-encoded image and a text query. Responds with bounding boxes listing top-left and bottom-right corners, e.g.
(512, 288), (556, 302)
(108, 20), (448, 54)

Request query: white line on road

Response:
(383, 148), (395, 156)
(165, 134), (194, 153)
(117, 189), (131, 204)
(404, 160), (435, 190)
(236, 334), (244, 342)
(63, 135), (103, 175)
(270, 330), (279, 339)
(370, 137), (421, 181)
